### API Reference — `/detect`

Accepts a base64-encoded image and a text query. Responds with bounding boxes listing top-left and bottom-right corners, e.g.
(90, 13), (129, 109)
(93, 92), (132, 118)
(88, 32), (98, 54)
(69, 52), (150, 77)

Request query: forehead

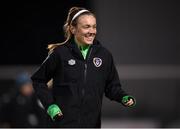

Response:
(76, 14), (96, 25)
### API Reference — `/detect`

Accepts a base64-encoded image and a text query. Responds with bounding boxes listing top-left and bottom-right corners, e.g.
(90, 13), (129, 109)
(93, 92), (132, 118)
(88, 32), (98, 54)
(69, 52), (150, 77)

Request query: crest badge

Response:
(93, 57), (102, 67)
(68, 59), (76, 66)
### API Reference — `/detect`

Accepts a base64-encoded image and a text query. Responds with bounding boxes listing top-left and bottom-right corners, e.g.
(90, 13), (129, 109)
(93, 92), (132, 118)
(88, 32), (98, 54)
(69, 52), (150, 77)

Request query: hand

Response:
(53, 112), (63, 121)
(124, 98), (134, 106)
(122, 95), (136, 107)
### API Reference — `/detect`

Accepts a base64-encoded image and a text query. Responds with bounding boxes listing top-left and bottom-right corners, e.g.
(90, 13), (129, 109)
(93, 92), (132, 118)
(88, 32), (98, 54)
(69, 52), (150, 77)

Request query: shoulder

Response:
(54, 43), (67, 51)
(102, 46), (112, 56)
(50, 43), (69, 55)
(95, 39), (113, 58)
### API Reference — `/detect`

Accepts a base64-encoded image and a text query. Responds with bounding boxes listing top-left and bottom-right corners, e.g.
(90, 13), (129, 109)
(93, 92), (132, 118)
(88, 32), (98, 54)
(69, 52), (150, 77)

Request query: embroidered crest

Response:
(68, 59), (76, 66)
(93, 57), (102, 67)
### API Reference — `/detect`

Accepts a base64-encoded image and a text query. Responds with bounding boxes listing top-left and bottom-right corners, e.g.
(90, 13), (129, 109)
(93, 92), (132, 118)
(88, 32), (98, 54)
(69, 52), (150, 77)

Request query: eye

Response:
(83, 25), (90, 29)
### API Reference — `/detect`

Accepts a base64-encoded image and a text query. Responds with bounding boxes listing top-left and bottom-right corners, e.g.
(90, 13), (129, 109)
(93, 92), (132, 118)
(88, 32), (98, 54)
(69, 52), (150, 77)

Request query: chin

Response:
(84, 41), (94, 45)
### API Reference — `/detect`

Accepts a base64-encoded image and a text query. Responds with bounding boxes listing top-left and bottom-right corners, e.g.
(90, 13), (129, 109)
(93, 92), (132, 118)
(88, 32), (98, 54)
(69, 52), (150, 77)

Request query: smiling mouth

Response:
(85, 34), (95, 41)
(86, 36), (94, 40)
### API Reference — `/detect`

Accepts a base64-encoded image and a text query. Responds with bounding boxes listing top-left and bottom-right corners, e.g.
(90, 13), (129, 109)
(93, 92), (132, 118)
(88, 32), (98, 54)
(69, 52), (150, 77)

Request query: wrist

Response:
(47, 104), (62, 121)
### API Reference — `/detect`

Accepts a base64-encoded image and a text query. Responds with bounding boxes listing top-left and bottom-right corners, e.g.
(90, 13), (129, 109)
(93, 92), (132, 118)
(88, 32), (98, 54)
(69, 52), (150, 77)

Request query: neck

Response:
(74, 37), (89, 49)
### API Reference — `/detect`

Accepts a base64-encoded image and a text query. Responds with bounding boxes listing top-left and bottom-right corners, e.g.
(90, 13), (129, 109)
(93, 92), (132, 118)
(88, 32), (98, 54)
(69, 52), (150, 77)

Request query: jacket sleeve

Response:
(105, 54), (128, 103)
(31, 50), (60, 110)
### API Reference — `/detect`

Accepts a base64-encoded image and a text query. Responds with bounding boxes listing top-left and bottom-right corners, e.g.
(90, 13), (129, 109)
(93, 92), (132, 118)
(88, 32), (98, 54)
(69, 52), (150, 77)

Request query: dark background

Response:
(0, 1), (179, 65)
(0, 0), (179, 128)
(0, 1), (91, 65)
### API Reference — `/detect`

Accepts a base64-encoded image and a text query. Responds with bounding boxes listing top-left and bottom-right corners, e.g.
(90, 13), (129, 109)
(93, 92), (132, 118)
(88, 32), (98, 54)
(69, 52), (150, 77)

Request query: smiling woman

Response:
(31, 6), (136, 128)
(47, 7), (97, 55)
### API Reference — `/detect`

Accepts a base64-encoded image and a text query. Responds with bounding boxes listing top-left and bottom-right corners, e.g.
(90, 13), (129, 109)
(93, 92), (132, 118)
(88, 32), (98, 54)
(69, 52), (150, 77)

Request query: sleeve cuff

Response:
(47, 104), (62, 120)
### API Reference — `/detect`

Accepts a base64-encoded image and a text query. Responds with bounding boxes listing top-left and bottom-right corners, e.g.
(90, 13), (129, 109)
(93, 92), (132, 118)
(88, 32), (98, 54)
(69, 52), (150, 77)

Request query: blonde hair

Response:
(47, 7), (95, 54)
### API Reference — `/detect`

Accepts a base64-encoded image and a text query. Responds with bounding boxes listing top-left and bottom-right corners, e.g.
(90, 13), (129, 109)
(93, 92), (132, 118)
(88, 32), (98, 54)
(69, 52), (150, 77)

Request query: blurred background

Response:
(0, 0), (179, 128)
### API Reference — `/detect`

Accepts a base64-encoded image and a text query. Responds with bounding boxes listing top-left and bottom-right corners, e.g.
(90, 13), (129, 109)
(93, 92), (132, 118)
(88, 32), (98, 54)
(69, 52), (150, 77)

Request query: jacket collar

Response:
(66, 38), (102, 60)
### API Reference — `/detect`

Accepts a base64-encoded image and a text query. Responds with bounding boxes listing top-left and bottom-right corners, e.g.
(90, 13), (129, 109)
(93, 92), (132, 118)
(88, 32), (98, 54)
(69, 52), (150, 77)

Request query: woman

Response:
(31, 6), (136, 128)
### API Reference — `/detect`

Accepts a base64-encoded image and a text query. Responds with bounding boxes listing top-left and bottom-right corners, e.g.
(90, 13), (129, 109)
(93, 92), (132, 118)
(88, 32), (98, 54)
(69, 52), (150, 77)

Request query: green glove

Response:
(47, 104), (63, 121)
(122, 95), (136, 107)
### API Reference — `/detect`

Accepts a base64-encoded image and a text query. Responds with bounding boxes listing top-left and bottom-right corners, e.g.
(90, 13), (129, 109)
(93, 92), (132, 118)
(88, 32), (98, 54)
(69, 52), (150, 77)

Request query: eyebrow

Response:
(82, 24), (96, 27)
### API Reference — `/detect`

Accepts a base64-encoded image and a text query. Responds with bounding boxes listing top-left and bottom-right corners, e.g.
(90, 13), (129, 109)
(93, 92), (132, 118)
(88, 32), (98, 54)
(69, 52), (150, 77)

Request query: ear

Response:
(70, 25), (76, 34)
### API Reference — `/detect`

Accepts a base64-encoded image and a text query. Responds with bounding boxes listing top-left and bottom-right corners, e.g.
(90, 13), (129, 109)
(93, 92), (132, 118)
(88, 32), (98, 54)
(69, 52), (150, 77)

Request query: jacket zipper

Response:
(83, 47), (92, 86)
(82, 47), (92, 93)
(84, 64), (87, 84)
(79, 48), (92, 125)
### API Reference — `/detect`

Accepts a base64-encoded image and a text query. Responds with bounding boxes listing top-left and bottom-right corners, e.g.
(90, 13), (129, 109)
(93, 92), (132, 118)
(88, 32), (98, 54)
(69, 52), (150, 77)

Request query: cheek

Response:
(78, 28), (88, 34)
(75, 33), (85, 42)
(76, 31), (86, 38)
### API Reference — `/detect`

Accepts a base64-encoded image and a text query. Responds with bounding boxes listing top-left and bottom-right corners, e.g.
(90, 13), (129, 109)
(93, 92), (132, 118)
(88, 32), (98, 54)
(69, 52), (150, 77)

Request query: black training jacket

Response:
(31, 39), (128, 128)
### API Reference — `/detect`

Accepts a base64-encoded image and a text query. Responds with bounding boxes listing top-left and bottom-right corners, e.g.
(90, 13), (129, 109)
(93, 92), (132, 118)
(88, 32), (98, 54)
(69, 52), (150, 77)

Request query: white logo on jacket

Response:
(93, 57), (102, 67)
(68, 59), (76, 65)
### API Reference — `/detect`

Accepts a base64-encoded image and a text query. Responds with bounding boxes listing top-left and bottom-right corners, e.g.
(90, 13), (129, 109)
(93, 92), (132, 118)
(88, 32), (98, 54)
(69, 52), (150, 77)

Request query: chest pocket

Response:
(63, 59), (80, 82)
(89, 57), (106, 82)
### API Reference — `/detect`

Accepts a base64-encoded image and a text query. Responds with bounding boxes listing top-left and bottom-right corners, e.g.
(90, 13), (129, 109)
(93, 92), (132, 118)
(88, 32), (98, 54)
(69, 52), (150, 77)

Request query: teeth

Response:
(85, 34), (95, 37)
(87, 37), (93, 39)
(86, 35), (94, 38)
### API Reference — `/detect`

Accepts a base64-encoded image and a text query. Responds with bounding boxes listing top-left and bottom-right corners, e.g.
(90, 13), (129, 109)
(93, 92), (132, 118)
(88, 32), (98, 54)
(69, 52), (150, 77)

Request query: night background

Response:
(0, 0), (179, 128)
